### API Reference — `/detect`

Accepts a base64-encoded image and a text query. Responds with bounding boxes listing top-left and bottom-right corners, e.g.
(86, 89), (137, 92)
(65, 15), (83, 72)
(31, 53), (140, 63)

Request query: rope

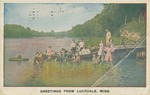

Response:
(91, 37), (146, 87)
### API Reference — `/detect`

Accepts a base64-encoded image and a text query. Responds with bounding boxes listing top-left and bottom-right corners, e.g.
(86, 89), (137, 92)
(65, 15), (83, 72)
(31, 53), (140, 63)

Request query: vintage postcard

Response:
(0, 0), (150, 95)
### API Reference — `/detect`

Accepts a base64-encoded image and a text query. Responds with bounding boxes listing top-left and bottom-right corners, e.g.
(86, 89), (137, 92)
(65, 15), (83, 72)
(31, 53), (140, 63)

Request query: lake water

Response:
(4, 37), (146, 87)
(97, 56), (146, 87)
(4, 37), (74, 62)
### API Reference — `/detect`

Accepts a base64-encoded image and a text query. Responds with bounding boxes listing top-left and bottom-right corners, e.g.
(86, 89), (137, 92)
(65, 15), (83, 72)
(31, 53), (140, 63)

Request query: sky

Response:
(4, 3), (104, 32)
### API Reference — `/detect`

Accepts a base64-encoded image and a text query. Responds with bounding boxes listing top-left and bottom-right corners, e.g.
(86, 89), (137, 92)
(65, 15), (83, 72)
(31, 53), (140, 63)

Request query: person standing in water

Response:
(71, 39), (77, 57)
(108, 38), (115, 52)
(105, 45), (113, 69)
(32, 52), (40, 78)
(98, 40), (104, 63)
(46, 46), (55, 60)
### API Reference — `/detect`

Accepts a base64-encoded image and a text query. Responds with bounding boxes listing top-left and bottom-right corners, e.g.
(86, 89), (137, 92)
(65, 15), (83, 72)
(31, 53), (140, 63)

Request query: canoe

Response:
(9, 58), (29, 61)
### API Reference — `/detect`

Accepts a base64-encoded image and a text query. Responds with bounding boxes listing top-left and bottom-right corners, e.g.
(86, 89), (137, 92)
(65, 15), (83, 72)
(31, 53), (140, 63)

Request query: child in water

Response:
(32, 52), (40, 78)
(72, 52), (81, 63)
(38, 52), (44, 72)
(34, 52), (40, 66)
(92, 53), (99, 64)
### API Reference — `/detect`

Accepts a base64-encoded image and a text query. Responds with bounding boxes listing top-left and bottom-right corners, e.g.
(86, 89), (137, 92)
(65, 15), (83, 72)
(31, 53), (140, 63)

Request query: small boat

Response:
(9, 57), (29, 61)
(9, 55), (29, 61)
(80, 53), (94, 60)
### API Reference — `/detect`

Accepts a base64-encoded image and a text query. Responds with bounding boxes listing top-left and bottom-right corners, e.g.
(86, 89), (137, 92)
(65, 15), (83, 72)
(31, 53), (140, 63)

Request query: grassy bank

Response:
(21, 61), (109, 87)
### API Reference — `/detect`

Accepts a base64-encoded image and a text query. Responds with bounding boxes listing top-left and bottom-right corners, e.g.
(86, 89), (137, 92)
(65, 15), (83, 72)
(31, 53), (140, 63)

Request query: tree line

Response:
(67, 4), (146, 37)
(4, 24), (56, 38)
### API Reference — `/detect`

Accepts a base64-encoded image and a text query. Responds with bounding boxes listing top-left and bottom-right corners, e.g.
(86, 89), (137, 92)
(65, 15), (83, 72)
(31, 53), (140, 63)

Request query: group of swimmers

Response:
(33, 39), (90, 75)
(33, 30), (115, 73)
(33, 39), (88, 66)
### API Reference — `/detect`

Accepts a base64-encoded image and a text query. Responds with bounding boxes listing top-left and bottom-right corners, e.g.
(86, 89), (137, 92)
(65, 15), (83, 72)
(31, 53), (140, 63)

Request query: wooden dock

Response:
(115, 45), (146, 50)
(82, 45), (146, 61)
(113, 45), (146, 60)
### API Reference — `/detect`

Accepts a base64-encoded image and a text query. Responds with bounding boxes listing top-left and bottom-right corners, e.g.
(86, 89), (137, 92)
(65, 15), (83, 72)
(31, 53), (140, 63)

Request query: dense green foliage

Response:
(4, 24), (32, 38)
(68, 4), (146, 37)
(4, 24), (56, 38)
